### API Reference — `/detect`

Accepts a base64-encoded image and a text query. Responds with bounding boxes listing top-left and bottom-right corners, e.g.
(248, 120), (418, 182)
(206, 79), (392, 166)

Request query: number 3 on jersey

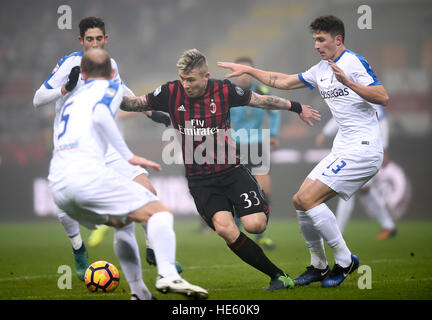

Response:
(328, 159), (347, 174)
(58, 101), (73, 139)
(240, 191), (261, 209)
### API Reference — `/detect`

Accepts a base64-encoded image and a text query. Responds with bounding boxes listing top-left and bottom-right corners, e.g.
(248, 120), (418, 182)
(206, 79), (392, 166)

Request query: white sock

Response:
(335, 196), (356, 233)
(306, 203), (352, 268)
(58, 211), (82, 250)
(113, 223), (152, 300)
(143, 225), (152, 250)
(70, 234), (83, 251)
(146, 211), (178, 279)
(297, 210), (328, 269)
(359, 187), (395, 230)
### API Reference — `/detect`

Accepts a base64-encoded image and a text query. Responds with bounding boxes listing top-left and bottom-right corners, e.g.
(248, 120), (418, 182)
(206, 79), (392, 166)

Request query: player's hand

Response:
(65, 66), (81, 92)
(315, 133), (326, 147)
(298, 105), (321, 127)
(147, 111), (171, 127)
(328, 60), (349, 86)
(217, 62), (249, 78)
(129, 155), (161, 171)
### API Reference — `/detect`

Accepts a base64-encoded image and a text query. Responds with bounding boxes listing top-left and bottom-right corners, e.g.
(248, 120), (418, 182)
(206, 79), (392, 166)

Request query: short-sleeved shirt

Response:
(298, 49), (383, 155)
(146, 79), (252, 177)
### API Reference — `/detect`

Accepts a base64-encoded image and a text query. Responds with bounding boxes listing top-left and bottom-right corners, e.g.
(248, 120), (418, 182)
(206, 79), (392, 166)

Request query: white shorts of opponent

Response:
(51, 166), (158, 230)
(55, 149), (148, 220)
(308, 148), (383, 201)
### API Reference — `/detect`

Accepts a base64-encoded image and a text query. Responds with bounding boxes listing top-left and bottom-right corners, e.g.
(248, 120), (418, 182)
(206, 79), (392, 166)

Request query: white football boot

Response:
(155, 275), (208, 299)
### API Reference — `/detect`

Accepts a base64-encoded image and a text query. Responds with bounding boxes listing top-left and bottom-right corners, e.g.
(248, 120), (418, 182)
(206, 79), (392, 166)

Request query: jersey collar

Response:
(333, 49), (347, 63)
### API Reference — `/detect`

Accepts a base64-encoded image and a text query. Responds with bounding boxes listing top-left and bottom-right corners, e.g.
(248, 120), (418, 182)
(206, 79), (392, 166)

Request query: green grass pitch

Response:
(1, 218), (431, 300)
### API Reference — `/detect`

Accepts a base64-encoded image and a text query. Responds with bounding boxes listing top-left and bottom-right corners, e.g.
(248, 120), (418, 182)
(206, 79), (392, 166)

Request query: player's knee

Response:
(293, 192), (308, 211)
(242, 216), (267, 234)
(244, 223), (266, 234)
(129, 201), (173, 225)
(213, 220), (238, 243)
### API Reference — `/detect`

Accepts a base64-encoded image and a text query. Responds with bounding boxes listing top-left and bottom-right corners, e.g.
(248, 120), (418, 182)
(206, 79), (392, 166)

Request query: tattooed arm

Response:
(265, 72), (305, 90)
(248, 92), (321, 126)
(120, 95), (151, 112)
(249, 92), (292, 110)
(217, 62), (305, 90)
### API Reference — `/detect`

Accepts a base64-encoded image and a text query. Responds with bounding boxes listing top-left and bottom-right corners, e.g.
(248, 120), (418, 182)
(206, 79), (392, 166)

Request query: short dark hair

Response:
(81, 48), (112, 79)
(79, 17), (105, 38)
(234, 56), (254, 66)
(310, 15), (345, 43)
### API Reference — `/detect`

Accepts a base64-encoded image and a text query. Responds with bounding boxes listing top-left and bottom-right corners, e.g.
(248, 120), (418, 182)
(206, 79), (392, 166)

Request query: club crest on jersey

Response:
(153, 85), (162, 96)
(209, 99), (217, 114)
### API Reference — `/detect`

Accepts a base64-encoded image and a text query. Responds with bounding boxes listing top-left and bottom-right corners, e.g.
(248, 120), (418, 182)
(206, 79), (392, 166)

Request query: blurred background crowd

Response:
(0, 0), (430, 221)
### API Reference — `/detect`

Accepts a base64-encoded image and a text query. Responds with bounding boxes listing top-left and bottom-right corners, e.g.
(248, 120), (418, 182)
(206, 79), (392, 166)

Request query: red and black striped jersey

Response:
(146, 79), (252, 177)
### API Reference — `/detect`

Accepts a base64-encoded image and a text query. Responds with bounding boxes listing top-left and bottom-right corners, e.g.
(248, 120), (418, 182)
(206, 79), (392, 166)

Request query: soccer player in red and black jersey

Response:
(121, 49), (321, 290)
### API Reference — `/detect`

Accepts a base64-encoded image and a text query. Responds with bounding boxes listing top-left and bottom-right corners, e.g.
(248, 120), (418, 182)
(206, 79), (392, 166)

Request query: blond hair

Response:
(176, 49), (208, 75)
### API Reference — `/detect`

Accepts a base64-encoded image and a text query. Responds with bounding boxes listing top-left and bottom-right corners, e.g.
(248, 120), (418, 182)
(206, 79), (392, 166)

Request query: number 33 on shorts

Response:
(240, 191), (261, 209)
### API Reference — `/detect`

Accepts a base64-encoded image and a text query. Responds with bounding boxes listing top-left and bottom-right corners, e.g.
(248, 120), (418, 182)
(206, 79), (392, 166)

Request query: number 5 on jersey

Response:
(58, 101), (73, 139)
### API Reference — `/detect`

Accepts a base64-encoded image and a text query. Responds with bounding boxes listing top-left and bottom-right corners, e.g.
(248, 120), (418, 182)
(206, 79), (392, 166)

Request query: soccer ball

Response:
(84, 260), (120, 293)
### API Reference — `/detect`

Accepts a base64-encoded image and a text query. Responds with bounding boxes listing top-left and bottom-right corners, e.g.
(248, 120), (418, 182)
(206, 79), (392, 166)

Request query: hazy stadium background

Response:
(0, 0), (430, 223)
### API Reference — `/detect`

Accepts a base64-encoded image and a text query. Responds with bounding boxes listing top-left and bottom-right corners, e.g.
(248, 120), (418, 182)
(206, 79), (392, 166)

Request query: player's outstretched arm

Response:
(217, 62), (304, 90)
(120, 96), (170, 126)
(120, 95), (151, 112)
(249, 92), (321, 126)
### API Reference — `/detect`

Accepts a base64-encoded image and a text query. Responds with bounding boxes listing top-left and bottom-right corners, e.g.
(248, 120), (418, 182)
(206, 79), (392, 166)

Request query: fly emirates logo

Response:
(178, 119), (220, 136)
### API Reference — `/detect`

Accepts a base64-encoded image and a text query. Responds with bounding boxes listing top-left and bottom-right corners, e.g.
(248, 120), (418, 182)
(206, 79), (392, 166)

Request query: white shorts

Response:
(51, 167), (158, 229)
(308, 149), (383, 200)
(105, 149), (148, 179)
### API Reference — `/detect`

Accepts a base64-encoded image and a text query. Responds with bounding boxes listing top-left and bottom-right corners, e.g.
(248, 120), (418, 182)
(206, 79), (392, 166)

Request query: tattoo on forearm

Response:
(120, 96), (150, 112)
(269, 74), (278, 87)
(251, 93), (290, 110)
